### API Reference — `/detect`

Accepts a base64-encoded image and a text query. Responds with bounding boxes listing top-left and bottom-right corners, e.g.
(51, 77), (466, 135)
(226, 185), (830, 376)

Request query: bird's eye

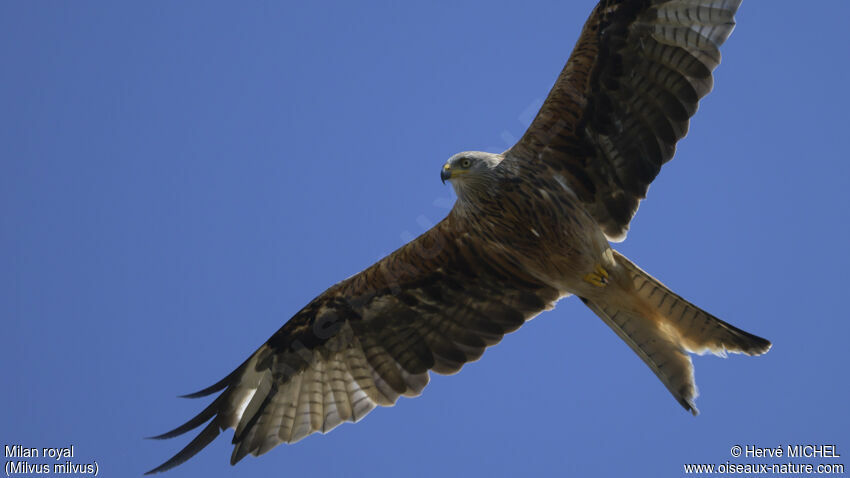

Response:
(461, 159), (471, 168)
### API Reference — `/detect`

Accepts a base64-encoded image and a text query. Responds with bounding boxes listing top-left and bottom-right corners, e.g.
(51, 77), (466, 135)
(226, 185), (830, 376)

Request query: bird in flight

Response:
(147, 0), (770, 473)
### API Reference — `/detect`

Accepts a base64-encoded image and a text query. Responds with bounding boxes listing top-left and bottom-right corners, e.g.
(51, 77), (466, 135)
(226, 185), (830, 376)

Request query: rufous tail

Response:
(581, 250), (771, 414)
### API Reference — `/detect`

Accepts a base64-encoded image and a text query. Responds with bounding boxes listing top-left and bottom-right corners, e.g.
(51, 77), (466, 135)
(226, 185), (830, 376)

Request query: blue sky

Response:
(2, 1), (849, 477)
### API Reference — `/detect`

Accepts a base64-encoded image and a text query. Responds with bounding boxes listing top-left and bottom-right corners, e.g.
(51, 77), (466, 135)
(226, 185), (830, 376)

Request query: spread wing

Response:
(146, 218), (560, 473)
(505, 0), (741, 241)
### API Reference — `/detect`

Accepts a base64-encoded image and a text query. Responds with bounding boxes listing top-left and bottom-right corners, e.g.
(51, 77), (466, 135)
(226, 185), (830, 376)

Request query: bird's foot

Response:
(583, 263), (609, 288)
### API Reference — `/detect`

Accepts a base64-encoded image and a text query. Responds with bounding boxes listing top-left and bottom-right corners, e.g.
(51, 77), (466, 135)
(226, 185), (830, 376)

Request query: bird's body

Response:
(446, 152), (611, 299)
(148, 0), (770, 473)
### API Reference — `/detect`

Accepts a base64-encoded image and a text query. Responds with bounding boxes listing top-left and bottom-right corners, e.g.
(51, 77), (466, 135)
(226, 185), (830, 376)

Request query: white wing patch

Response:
(224, 322), (432, 461)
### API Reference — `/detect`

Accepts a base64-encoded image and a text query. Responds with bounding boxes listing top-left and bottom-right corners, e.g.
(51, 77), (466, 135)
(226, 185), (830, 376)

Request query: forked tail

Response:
(582, 251), (771, 414)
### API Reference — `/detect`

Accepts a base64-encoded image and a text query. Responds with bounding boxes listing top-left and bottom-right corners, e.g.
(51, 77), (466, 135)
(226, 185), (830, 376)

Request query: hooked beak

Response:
(441, 164), (451, 184)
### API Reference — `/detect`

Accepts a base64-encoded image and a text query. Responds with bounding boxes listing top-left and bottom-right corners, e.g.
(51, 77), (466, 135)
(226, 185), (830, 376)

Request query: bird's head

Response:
(440, 151), (503, 200)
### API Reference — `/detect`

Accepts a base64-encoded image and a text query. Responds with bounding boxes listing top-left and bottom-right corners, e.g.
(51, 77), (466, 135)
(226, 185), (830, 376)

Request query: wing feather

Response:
(505, 0), (742, 240)
(146, 218), (559, 473)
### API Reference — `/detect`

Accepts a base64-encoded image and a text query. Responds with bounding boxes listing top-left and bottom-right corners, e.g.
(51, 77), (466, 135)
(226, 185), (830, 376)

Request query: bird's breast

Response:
(466, 182), (610, 293)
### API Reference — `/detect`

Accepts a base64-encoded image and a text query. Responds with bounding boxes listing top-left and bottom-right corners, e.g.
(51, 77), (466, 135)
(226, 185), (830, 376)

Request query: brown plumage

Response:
(510, 0), (736, 240)
(147, 0), (769, 473)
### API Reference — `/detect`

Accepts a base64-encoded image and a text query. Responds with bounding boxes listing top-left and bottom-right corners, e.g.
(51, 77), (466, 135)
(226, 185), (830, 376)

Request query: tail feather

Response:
(582, 251), (771, 414)
(613, 251), (771, 357)
(582, 297), (700, 414)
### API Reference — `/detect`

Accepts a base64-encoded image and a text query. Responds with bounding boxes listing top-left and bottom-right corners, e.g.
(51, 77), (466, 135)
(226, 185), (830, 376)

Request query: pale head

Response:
(440, 151), (503, 201)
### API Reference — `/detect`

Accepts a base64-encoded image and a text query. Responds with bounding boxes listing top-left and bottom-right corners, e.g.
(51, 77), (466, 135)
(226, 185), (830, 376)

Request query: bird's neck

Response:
(450, 175), (501, 221)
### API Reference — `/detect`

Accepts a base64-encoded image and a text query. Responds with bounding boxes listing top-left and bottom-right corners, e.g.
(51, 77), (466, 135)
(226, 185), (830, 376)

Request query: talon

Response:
(595, 264), (609, 279)
(583, 273), (604, 287)
(583, 264), (610, 288)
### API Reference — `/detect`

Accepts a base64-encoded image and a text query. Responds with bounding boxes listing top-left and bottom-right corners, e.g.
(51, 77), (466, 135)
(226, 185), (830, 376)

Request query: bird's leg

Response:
(583, 263), (609, 288)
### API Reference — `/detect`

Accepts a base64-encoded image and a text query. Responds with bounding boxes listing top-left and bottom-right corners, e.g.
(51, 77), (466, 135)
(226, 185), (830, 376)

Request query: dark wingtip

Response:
(147, 395), (223, 440)
(180, 358), (251, 398)
(148, 346), (255, 471)
(230, 440), (254, 466)
(180, 375), (233, 399)
(145, 420), (221, 474)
